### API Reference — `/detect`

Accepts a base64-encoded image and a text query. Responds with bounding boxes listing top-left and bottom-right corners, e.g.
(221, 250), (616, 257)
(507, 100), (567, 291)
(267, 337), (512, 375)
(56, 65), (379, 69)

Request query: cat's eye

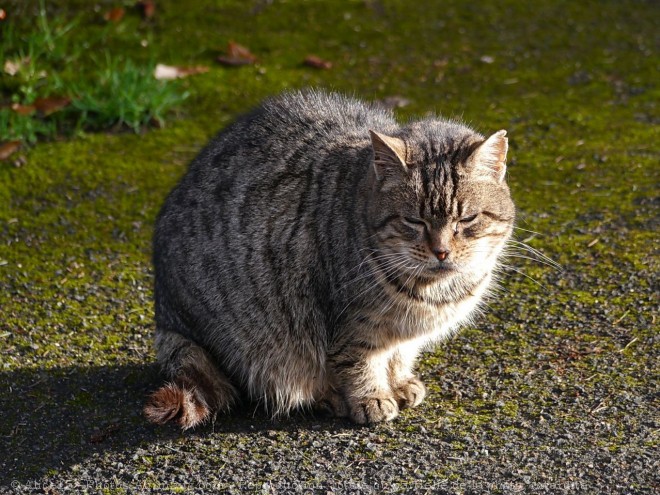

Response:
(402, 217), (427, 228)
(459, 213), (478, 223)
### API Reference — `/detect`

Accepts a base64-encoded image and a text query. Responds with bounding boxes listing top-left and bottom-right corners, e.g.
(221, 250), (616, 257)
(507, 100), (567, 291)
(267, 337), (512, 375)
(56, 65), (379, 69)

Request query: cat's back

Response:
(257, 90), (397, 141)
(158, 91), (396, 210)
(154, 90), (395, 278)
(192, 90), (398, 169)
(157, 90), (397, 237)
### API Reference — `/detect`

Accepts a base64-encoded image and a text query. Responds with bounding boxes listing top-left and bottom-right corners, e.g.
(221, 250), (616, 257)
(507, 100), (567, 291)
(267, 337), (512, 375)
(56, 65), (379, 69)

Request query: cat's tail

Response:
(144, 330), (238, 430)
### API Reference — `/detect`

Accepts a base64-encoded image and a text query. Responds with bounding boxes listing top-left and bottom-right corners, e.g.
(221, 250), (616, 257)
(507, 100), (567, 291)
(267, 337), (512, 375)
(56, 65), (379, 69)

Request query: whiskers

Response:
(496, 261), (548, 289)
(334, 249), (424, 322)
(495, 231), (562, 290)
(507, 235), (562, 271)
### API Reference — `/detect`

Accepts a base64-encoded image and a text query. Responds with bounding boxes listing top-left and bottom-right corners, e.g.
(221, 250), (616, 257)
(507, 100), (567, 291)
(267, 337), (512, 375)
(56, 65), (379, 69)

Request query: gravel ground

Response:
(2, 245), (657, 494)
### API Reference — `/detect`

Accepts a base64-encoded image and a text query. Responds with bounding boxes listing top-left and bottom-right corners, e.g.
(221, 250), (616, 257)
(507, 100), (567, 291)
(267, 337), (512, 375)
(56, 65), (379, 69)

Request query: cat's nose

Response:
(432, 248), (450, 262)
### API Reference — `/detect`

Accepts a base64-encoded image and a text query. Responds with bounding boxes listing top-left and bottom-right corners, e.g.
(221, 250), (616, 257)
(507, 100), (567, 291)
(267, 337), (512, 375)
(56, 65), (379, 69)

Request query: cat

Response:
(144, 89), (515, 429)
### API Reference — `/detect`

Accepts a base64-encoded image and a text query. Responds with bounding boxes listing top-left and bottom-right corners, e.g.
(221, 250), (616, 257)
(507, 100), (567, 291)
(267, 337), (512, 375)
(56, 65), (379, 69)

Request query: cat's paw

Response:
(394, 376), (426, 409)
(348, 396), (399, 424)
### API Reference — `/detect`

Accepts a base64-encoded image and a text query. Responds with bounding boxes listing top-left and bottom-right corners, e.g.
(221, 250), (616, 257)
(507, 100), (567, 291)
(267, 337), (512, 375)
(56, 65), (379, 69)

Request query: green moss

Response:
(500, 401), (519, 418)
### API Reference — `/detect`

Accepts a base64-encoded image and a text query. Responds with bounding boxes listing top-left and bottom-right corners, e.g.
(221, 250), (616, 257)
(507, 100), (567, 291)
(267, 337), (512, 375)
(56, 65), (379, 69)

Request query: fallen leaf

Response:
(137, 0), (156, 19)
(104, 7), (125, 22)
(153, 64), (180, 80)
(154, 63), (209, 80)
(4, 59), (23, 76)
(228, 42), (257, 61)
(177, 65), (209, 77)
(217, 41), (257, 66)
(0, 141), (21, 161)
(303, 55), (332, 69)
(89, 423), (121, 444)
(11, 103), (36, 116)
(34, 96), (71, 116)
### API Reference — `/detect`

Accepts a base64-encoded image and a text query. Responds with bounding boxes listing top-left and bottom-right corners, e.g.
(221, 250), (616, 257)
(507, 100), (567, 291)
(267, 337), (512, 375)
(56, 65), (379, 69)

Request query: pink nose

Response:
(433, 248), (450, 261)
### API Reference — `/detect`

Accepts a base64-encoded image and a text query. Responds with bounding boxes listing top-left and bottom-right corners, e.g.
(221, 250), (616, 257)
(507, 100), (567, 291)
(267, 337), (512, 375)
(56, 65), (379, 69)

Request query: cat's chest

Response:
(388, 274), (491, 341)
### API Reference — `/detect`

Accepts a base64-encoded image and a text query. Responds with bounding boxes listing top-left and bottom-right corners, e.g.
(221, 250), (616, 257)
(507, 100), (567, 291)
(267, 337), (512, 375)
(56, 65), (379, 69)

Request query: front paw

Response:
(349, 396), (399, 424)
(394, 377), (426, 409)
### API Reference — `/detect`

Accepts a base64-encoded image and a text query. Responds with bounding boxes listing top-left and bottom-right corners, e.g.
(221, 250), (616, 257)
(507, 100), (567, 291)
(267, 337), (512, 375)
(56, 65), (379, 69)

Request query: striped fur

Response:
(145, 90), (515, 428)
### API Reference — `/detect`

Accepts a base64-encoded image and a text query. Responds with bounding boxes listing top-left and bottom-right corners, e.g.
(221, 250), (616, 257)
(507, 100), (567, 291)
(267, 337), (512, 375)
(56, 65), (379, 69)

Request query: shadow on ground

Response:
(1, 363), (353, 485)
(1, 363), (164, 484)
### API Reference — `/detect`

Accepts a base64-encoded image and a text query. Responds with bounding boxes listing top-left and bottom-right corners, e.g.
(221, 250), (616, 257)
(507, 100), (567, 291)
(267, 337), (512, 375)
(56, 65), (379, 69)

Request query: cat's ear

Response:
(369, 130), (407, 181)
(470, 130), (508, 182)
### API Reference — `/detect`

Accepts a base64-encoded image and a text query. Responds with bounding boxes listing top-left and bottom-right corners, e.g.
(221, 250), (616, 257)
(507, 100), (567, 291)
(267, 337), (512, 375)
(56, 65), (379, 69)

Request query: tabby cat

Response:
(144, 90), (515, 429)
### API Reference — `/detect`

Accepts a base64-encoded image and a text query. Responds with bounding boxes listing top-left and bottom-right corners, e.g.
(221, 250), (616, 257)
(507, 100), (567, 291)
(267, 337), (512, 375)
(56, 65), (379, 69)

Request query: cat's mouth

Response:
(427, 262), (459, 276)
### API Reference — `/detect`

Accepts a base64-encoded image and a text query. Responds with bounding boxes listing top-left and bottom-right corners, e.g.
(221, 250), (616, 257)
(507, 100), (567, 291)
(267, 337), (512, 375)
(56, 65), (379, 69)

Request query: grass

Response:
(0, 1), (187, 145)
(70, 56), (189, 132)
(0, 107), (57, 144)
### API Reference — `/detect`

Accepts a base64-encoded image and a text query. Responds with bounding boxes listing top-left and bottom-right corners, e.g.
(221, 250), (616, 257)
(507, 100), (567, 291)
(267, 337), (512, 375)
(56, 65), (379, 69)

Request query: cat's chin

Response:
(428, 263), (458, 275)
(418, 263), (459, 282)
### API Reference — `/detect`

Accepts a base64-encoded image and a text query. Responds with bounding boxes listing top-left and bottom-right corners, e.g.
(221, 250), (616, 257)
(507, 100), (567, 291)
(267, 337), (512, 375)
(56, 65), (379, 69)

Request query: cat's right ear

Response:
(369, 130), (407, 181)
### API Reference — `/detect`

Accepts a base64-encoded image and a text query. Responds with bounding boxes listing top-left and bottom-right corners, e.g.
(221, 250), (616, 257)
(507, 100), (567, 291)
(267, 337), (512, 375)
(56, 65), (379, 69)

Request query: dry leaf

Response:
(228, 42), (257, 61)
(180, 66), (210, 77)
(217, 41), (257, 66)
(104, 7), (125, 22)
(303, 55), (332, 70)
(3, 60), (23, 76)
(0, 141), (21, 161)
(89, 423), (121, 444)
(154, 64), (209, 80)
(154, 64), (180, 80)
(11, 103), (36, 116)
(137, 0), (156, 19)
(34, 97), (72, 116)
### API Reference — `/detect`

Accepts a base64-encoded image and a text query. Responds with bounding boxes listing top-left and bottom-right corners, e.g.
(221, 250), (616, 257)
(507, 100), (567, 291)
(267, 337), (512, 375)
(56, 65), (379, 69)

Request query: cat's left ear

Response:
(470, 130), (508, 182)
(369, 130), (407, 181)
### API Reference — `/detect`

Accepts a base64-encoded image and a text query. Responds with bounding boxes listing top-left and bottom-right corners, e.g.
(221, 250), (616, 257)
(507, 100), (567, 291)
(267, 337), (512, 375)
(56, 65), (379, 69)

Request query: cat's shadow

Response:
(1, 363), (351, 484)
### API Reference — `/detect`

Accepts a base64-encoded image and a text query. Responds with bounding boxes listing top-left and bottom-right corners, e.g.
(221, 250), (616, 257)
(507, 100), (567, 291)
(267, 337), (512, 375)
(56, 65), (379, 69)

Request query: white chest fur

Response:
(396, 271), (492, 344)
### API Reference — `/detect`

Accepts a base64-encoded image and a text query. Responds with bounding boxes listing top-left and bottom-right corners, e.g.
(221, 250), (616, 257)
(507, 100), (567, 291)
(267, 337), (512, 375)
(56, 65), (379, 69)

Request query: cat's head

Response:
(366, 121), (515, 286)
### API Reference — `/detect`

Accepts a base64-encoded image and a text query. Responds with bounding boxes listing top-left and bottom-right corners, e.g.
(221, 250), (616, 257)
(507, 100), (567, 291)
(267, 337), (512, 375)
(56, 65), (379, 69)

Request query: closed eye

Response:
(402, 217), (427, 228)
(459, 213), (478, 223)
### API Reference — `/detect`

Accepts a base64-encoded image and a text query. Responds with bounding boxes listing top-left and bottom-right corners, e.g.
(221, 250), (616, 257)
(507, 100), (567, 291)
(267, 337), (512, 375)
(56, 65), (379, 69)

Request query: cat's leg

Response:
(389, 339), (427, 409)
(328, 344), (400, 424)
(144, 329), (238, 429)
(314, 379), (349, 419)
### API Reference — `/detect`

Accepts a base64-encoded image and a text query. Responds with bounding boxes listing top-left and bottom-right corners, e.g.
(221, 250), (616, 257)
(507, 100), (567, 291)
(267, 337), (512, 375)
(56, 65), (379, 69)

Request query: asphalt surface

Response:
(2, 242), (657, 494)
